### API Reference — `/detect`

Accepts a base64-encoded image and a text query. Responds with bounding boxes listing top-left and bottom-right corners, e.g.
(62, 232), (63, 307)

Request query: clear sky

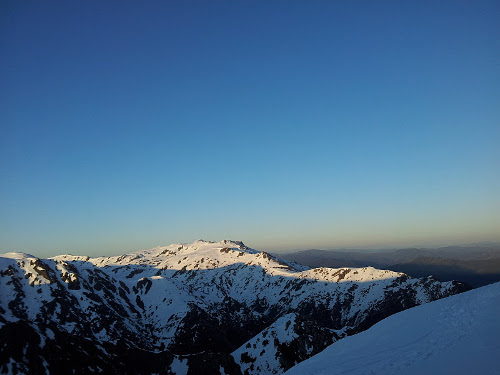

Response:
(1, 0), (499, 257)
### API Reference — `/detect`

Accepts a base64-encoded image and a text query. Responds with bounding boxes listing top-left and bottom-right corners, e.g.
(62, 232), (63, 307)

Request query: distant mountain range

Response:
(0, 240), (470, 374)
(277, 243), (500, 287)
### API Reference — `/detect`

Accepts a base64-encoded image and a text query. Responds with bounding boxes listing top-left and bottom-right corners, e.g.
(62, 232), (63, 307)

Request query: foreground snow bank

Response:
(285, 282), (500, 375)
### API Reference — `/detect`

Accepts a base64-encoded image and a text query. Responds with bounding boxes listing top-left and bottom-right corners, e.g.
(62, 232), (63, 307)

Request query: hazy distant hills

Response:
(277, 244), (500, 287)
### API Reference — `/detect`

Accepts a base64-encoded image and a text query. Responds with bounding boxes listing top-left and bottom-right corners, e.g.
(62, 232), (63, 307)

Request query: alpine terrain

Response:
(284, 281), (500, 375)
(0, 240), (471, 375)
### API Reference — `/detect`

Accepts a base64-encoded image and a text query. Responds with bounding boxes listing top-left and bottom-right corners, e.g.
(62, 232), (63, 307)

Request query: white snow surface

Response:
(285, 282), (500, 375)
(169, 357), (188, 375)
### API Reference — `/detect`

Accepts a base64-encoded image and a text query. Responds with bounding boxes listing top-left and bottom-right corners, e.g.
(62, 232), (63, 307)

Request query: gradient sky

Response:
(1, 0), (499, 257)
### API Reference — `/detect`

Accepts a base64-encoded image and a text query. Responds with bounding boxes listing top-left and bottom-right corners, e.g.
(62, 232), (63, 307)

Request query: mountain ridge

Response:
(0, 240), (471, 375)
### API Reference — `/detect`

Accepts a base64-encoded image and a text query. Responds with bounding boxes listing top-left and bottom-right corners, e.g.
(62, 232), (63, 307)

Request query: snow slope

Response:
(231, 313), (342, 375)
(285, 282), (500, 375)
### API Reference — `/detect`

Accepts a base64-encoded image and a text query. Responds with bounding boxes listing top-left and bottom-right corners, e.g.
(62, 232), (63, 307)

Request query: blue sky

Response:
(1, 0), (499, 257)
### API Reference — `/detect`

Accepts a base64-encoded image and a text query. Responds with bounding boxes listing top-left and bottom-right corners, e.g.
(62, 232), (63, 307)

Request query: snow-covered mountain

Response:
(284, 281), (500, 375)
(0, 240), (471, 375)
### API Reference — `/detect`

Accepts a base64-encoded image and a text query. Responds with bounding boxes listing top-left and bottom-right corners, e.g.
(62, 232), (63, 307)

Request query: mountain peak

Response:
(0, 251), (36, 260)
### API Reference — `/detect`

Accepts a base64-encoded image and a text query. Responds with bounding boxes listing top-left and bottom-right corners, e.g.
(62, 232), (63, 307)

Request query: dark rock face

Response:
(183, 352), (243, 375)
(0, 320), (180, 375)
(0, 242), (471, 375)
(276, 315), (339, 371)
